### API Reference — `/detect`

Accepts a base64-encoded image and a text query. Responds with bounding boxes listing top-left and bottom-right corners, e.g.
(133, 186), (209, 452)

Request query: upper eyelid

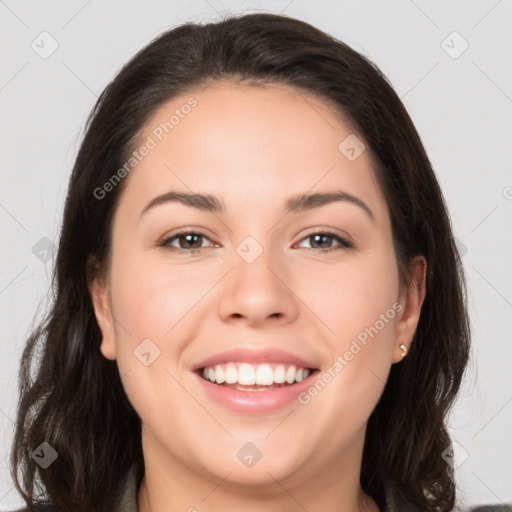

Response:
(294, 227), (352, 243)
(295, 232), (353, 250)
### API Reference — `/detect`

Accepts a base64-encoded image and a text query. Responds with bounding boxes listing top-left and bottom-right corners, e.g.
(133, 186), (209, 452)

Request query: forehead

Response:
(119, 81), (387, 218)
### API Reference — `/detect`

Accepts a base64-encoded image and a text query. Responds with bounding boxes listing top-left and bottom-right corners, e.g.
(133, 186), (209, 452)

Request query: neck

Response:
(137, 428), (381, 512)
(138, 476), (380, 512)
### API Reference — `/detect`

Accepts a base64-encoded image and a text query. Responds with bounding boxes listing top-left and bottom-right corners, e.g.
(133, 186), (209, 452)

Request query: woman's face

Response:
(92, 82), (424, 489)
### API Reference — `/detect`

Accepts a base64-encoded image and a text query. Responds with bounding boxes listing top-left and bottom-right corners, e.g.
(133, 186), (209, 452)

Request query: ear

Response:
(89, 272), (117, 361)
(392, 255), (427, 363)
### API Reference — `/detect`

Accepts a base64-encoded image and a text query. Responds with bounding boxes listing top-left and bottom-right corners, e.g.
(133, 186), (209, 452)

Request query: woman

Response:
(9, 12), (474, 512)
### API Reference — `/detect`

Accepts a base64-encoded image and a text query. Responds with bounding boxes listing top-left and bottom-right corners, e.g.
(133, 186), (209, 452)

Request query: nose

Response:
(216, 244), (299, 328)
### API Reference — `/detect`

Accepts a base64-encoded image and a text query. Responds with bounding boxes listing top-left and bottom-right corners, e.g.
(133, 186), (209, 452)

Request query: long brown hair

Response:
(10, 13), (470, 511)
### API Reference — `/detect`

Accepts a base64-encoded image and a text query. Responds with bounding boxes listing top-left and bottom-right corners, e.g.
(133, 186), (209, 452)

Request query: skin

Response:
(91, 82), (426, 512)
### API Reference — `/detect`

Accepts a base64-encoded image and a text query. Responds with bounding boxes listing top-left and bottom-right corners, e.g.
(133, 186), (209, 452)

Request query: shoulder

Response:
(5, 464), (139, 512)
(384, 485), (422, 511)
(384, 486), (512, 512)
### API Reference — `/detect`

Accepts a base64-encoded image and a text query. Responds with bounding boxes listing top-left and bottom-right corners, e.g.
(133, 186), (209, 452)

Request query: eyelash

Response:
(158, 229), (353, 255)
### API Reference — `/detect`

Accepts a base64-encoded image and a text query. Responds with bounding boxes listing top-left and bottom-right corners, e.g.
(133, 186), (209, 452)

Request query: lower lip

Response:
(193, 370), (318, 414)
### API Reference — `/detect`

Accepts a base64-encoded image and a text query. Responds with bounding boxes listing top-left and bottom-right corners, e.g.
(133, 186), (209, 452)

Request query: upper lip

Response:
(191, 347), (320, 371)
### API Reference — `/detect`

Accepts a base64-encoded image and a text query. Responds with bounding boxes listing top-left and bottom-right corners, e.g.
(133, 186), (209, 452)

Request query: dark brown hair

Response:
(10, 12), (470, 512)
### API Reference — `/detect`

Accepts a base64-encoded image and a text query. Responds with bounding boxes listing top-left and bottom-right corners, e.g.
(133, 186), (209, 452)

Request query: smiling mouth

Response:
(197, 362), (318, 391)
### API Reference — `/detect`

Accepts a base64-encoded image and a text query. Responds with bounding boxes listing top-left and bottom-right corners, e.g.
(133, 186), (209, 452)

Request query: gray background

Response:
(1, 0), (511, 509)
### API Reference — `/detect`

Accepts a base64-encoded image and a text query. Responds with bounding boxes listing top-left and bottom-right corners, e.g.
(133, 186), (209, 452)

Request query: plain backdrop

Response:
(1, 1), (511, 509)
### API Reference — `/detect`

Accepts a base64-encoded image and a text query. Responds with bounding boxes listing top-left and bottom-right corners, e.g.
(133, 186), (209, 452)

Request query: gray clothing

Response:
(8, 465), (510, 511)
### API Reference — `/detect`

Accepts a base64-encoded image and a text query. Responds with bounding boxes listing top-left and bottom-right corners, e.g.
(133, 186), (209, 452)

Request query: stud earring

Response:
(399, 344), (408, 357)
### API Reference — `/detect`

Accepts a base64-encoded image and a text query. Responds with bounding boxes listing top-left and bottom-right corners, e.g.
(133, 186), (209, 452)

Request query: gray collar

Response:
(384, 484), (421, 511)
(116, 466), (138, 512)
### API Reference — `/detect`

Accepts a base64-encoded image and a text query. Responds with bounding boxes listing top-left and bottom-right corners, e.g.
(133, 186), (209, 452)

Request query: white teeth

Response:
(215, 365), (225, 384)
(238, 363), (256, 385)
(285, 365), (296, 384)
(201, 362), (313, 387)
(295, 368), (311, 382)
(274, 365), (286, 383)
(256, 364), (274, 385)
(225, 364), (237, 384)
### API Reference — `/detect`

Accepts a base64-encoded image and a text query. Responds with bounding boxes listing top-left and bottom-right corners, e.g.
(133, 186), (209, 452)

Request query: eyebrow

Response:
(140, 190), (374, 221)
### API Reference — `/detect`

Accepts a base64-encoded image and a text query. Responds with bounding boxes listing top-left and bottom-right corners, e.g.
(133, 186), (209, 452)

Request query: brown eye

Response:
(297, 232), (352, 252)
(175, 233), (204, 249)
(159, 231), (214, 253)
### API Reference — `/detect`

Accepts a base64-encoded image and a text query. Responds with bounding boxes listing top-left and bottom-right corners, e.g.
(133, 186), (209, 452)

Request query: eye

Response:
(159, 230), (215, 254)
(158, 230), (353, 255)
(296, 232), (353, 252)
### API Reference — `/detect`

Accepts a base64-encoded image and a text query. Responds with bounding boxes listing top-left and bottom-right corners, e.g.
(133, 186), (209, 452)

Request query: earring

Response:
(399, 344), (408, 357)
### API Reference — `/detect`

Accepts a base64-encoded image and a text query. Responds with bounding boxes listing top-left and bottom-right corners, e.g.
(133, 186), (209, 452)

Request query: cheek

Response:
(106, 251), (210, 430)
(295, 247), (400, 413)
(298, 244), (403, 396)
(108, 248), (214, 344)
(299, 247), (400, 349)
